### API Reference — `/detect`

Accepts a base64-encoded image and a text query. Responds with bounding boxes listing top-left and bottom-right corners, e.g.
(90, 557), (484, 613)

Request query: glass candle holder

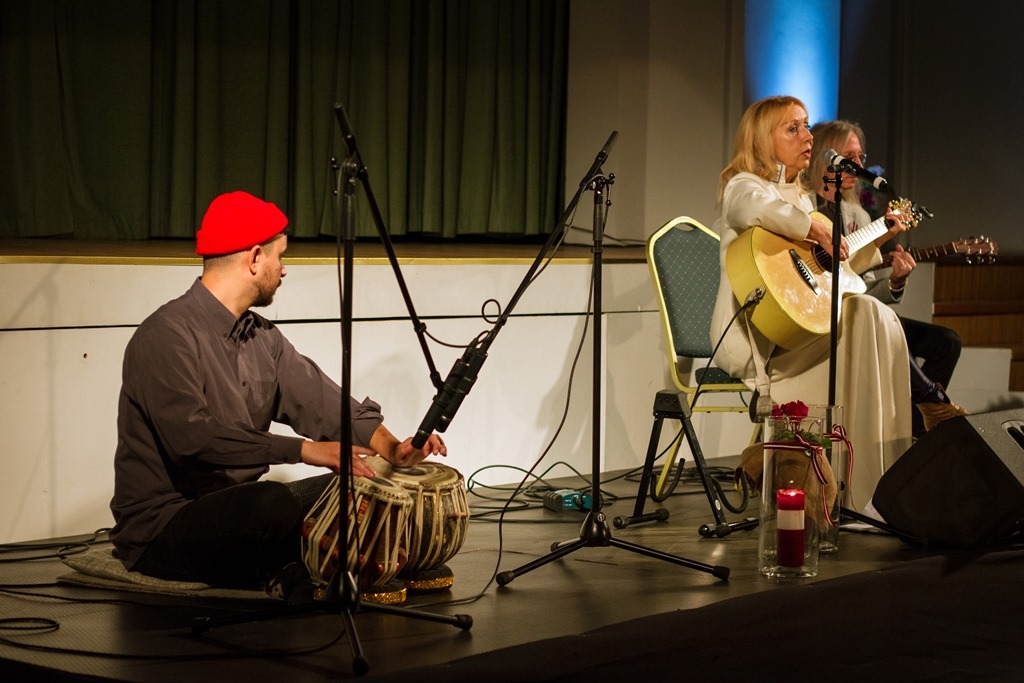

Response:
(806, 404), (844, 554)
(758, 413), (827, 578)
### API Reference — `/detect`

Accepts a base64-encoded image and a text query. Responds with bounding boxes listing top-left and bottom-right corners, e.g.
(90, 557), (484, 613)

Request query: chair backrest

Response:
(646, 216), (721, 361)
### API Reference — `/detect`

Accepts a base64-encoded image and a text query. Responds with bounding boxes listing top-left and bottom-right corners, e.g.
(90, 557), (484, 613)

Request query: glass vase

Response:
(807, 405), (844, 553)
(758, 413), (828, 578)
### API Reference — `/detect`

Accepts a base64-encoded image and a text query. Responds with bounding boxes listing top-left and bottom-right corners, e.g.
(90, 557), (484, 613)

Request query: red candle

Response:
(777, 488), (805, 567)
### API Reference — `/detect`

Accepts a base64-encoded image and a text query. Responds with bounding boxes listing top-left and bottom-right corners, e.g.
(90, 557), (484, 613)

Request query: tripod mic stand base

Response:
(495, 509), (730, 587)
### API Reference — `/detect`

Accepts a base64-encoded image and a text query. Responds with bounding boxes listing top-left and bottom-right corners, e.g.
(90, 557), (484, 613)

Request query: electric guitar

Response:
(725, 198), (917, 351)
(874, 236), (998, 268)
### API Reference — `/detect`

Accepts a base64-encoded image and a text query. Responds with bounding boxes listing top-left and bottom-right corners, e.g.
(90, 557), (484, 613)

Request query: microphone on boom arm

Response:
(824, 148), (890, 192)
(411, 335), (490, 449)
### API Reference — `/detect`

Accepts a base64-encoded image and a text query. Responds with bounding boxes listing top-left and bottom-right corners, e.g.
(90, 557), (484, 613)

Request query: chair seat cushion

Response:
(695, 366), (742, 386)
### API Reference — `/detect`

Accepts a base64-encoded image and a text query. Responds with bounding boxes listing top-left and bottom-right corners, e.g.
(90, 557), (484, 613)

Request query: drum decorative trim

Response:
(368, 457), (470, 575)
(301, 475), (413, 590)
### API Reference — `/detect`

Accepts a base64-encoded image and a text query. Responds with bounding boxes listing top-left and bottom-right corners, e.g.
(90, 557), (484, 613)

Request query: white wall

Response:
(564, 0), (741, 243)
(0, 258), (755, 543)
(0, 0), (759, 545)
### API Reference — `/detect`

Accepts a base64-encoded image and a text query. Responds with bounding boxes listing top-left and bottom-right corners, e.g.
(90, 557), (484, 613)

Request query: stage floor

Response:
(0, 461), (940, 681)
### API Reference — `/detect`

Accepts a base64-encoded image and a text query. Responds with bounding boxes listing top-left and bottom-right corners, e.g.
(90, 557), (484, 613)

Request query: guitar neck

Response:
(878, 240), (996, 268)
(907, 243), (961, 262)
(843, 215), (890, 257)
(822, 197), (915, 258)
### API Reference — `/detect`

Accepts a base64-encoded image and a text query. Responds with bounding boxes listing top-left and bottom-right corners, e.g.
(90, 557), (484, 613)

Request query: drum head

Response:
(366, 455), (462, 489)
(393, 463), (461, 490)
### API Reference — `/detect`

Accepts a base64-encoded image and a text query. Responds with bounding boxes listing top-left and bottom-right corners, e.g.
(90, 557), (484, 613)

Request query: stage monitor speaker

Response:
(872, 409), (1024, 548)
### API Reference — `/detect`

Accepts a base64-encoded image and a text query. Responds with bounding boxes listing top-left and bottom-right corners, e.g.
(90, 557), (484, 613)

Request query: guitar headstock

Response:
(888, 198), (920, 229)
(952, 236), (999, 264)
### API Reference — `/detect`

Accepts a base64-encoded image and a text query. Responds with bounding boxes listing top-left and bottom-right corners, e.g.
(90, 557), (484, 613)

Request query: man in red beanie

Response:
(109, 190), (446, 597)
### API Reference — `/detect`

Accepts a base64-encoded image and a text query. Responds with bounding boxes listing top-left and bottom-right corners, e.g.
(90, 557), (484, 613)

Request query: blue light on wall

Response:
(745, 0), (840, 124)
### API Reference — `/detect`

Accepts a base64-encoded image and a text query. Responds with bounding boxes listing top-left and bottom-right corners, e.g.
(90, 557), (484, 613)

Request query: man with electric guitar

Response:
(712, 96), (915, 512)
(805, 120), (968, 439)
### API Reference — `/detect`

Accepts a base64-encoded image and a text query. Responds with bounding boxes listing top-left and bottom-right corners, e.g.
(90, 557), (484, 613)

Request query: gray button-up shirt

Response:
(109, 278), (383, 568)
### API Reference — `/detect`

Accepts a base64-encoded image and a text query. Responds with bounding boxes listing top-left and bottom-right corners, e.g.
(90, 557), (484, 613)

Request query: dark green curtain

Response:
(0, 0), (568, 240)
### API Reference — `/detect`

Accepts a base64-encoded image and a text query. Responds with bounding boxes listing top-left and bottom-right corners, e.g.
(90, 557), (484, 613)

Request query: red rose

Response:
(771, 400), (809, 418)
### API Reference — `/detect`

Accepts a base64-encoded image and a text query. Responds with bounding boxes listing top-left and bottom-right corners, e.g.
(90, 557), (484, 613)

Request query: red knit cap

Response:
(195, 191), (288, 256)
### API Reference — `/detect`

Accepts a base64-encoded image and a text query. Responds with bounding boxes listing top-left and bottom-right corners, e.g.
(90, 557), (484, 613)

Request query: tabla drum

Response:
(301, 473), (412, 595)
(368, 456), (469, 591)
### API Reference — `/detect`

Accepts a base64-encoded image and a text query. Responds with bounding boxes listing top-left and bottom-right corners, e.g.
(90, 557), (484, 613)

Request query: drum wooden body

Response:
(301, 475), (411, 589)
(369, 456), (470, 572)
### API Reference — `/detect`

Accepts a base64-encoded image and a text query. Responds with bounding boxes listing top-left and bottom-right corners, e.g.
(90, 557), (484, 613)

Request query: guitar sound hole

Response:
(811, 244), (833, 272)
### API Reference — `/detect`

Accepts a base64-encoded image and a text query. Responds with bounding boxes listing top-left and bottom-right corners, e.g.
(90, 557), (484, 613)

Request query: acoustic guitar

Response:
(725, 199), (916, 351)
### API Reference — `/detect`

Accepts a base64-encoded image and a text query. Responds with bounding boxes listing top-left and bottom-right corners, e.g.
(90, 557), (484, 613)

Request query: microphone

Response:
(334, 103), (357, 155)
(824, 149), (890, 192)
(410, 340), (489, 449)
(596, 130), (618, 168)
(578, 131), (618, 188)
(437, 342), (487, 433)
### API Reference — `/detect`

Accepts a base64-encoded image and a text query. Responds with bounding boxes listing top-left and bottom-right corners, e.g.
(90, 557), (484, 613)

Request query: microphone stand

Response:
(826, 168), (843, 410)
(827, 167), (884, 536)
(190, 104), (471, 678)
(494, 155), (729, 587)
(826, 169), (904, 538)
(823, 169), (854, 534)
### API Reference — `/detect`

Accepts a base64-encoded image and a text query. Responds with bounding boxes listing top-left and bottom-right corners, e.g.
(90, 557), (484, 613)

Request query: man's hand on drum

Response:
(368, 423), (447, 469)
(300, 440), (378, 478)
(389, 434), (447, 468)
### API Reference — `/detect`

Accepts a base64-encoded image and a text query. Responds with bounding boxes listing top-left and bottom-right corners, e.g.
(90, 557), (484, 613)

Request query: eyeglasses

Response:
(842, 152), (868, 164)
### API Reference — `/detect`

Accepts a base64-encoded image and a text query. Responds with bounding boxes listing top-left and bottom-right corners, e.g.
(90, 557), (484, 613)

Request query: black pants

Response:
(133, 473), (333, 589)
(902, 316), (962, 436)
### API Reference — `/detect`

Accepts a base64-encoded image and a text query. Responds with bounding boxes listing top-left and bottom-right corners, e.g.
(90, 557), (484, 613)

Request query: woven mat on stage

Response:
(57, 546), (276, 601)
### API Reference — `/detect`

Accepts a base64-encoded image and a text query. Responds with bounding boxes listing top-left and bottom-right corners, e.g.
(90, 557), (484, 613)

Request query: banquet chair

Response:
(614, 216), (759, 536)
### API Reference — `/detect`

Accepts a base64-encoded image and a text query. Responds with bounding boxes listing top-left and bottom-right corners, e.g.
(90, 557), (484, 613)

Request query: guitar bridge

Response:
(789, 249), (822, 295)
